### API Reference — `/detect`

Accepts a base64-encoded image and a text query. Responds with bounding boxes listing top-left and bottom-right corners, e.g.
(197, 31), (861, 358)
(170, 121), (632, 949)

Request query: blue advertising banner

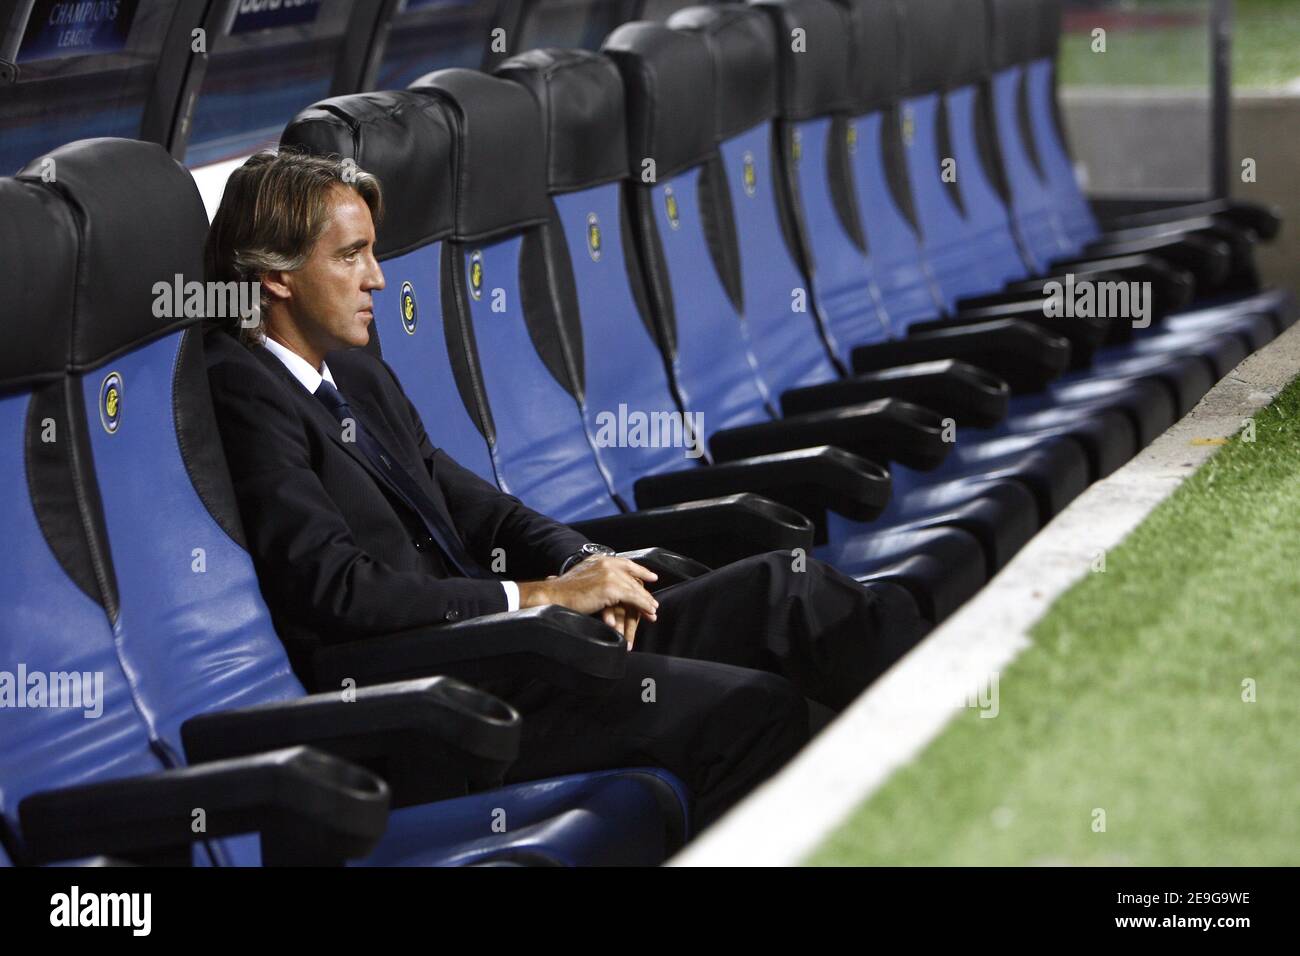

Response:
(17, 0), (140, 64)
(228, 0), (322, 35)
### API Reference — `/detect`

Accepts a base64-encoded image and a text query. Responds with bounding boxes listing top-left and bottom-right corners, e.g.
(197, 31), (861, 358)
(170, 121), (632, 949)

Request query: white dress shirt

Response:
(259, 339), (520, 611)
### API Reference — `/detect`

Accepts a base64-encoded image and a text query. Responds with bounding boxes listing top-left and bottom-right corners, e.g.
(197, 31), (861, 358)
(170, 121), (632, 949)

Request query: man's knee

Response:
(720, 667), (810, 751)
(725, 549), (847, 603)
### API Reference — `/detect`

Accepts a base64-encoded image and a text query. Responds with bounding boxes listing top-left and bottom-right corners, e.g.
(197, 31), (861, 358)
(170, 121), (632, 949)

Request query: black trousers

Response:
(492, 552), (923, 830)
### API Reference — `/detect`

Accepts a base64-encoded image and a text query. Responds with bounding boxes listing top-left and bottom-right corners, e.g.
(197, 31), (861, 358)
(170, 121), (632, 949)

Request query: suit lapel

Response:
(330, 360), (459, 529)
(250, 345), (399, 497)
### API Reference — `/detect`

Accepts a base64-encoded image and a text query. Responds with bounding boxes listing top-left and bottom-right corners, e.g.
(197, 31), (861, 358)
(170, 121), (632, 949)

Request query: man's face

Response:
(278, 185), (385, 355)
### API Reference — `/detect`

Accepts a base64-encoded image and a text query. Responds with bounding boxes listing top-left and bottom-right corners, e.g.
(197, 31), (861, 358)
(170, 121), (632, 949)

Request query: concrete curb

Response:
(670, 318), (1300, 867)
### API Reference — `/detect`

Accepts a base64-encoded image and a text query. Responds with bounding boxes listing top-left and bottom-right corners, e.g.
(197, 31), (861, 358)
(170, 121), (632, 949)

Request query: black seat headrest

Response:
(898, 0), (959, 97)
(408, 69), (552, 243)
(17, 138), (208, 373)
(495, 48), (629, 195)
(946, 0), (991, 89)
(0, 178), (77, 389)
(898, 0), (992, 94)
(1033, 0), (1061, 60)
(986, 0), (1040, 71)
(282, 90), (456, 259)
(601, 22), (716, 181)
(832, 0), (903, 116)
(748, 0), (855, 120)
(668, 5), (778, 141)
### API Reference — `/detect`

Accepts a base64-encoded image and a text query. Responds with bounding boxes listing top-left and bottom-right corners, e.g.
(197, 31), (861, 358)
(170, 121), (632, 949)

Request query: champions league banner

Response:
(16, 0), (140, 64)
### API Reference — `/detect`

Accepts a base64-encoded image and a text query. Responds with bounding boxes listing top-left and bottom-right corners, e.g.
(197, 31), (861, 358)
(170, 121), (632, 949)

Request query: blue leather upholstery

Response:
(212, 767), (688, 867)
(1023, 57), (1099, 250)
(844, 111), (946, 332)
(451, 236), (623, 521)
(646, 169), (778, 428)
(2, 138), (688, 868)
(0, 387), (168, 855)
(990, 61), (1072, 267)
(370, 243), (501, 485)
(900, 93), (1017, 308)
(75, 333), (304, 767)
(361, 768), (689, 867)
(788, 117), (893, 359)
(718, 128), (843, 390)
(553, 185), (706, 504)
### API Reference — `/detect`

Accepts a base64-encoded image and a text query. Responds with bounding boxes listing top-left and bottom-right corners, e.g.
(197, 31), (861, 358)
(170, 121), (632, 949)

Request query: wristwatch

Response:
(560, 542), (617, 574)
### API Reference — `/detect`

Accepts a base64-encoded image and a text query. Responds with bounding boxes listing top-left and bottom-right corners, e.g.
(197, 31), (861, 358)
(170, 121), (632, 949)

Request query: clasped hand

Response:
(517, 555), (658, 648)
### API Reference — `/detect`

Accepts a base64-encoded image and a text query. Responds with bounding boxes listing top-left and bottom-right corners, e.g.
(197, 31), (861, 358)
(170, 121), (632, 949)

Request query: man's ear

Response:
(261, 270), (292, 304)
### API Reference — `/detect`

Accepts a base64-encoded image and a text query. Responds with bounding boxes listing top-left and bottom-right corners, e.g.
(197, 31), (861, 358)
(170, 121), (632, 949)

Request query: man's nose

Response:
(365, 256), (385, 291)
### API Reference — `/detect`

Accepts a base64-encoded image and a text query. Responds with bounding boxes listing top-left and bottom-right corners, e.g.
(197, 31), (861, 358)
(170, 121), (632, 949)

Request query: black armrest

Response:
(926, 300), (1107, 367)
(1058, 233), (1230, 294)
(709, 398), (949, 471)
(634, 446), (891, 537)
(850, 320), (1070, 393)
(616, 547), (711, 591)
(1099, 198), (1280, 242)
(310, 606), (627, 698)
(570, 493), (814, 567)
(1091, 218), (1257, 290)
(20, 747), (389, 866)
(957, 254), (1194, 317)
(181, 677), (521, 806)
(780, 360), (1008, 427)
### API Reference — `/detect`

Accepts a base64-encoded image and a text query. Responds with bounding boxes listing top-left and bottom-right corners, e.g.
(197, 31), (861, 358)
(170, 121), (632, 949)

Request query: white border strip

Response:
(671, 319), (1300, 866)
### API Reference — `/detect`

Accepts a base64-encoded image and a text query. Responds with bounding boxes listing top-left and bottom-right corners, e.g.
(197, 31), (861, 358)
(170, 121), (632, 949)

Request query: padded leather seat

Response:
(0, 138), (688, 868)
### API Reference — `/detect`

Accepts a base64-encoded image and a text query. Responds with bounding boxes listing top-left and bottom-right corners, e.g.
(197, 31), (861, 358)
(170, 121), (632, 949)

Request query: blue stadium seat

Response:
(986, 0), (1295, 332)
(0, 174), (170, 863)
(757, 0), (1272, 474)
(281, 89), (815, 573)
(657, 6), (1086, 552)
(462, 39), (977, 621)
(294, 73), (932, 646)
(881, 0), (1273, 402)
(1, 138), (688, 867)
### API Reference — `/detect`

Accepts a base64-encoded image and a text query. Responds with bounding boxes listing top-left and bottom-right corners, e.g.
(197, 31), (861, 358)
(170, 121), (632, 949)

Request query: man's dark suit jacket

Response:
(204, 328), (587, 672)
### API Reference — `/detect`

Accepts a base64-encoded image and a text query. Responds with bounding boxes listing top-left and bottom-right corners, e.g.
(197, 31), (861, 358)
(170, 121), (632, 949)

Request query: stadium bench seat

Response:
(0, 140), (688, 867)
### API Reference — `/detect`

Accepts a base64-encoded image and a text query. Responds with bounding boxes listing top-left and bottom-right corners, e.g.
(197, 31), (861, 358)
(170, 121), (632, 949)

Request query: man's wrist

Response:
(517, 580), (552, 608)
(560, 542), (617, 575)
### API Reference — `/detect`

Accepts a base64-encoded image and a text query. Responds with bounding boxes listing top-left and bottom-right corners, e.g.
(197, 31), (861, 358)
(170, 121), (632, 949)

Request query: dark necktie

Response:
(313, 378), (490, 579)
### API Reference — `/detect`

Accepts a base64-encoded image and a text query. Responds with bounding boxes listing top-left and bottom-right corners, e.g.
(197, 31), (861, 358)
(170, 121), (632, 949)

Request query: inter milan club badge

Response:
(587, 212), (602, 261)
(100, 371), (123, 434)
(468, 250), (484, 300)
(664, 186), (680, 230)
(400, 281), (417, 334)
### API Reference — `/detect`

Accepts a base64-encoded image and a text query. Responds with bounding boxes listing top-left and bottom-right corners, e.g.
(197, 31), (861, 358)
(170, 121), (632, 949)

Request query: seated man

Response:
(204, 149), (915, 828)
